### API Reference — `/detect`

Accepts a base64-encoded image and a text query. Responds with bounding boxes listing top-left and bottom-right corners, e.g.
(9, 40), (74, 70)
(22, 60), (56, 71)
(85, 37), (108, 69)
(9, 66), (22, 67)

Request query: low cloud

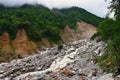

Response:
(0, 0), (112, 17)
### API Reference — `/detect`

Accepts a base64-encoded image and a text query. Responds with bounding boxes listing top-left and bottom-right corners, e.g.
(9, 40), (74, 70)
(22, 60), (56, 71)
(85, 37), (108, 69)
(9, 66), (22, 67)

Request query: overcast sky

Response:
(0, 0), (112, 18)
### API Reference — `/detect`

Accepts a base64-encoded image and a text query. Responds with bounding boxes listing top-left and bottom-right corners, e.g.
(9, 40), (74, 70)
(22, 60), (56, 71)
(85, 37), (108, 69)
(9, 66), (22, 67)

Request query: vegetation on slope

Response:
(97, 0), (120, 75)
(59, 7), (102, 28)
(0, 4), (103, 42)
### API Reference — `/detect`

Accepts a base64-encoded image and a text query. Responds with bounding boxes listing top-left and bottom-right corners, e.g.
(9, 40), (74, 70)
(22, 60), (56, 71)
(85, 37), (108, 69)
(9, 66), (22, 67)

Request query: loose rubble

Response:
(0, 39), (119, 80)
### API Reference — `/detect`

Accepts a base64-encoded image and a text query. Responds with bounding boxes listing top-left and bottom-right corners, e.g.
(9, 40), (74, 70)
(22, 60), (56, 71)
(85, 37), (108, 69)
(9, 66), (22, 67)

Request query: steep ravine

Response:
(0, 39), (120, 80)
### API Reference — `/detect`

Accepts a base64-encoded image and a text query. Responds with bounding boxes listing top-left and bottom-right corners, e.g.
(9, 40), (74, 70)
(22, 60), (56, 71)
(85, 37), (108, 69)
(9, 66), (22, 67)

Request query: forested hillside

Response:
(0, 4), (103, 42)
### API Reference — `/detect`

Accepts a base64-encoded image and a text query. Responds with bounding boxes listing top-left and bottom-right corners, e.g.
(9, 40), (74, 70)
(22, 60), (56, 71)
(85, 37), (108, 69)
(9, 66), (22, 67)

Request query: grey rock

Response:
(0, 39), (117, 80)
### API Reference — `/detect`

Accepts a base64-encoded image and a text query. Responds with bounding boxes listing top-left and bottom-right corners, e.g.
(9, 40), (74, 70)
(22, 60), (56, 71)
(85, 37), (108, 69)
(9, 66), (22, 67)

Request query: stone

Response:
(115, 75), (120, 80)
(59, 67), (74, 76)
(92, 69), (98, 76)
(80, 76), (85, 80)
(0, 39), (108, 80)
(97, 74), (114, 80)
(79, 73), (87, 76)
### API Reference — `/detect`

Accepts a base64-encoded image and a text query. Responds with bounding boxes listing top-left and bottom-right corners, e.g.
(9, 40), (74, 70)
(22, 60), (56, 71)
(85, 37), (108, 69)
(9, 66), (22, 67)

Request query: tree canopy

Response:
(0, 4), (103, 42)
(109, 0), (120, 16)
(97, 0), (120, 73)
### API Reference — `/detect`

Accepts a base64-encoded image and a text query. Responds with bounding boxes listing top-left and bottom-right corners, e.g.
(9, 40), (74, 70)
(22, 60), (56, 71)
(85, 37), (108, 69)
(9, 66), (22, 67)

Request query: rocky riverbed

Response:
(0, 39), (120, 80)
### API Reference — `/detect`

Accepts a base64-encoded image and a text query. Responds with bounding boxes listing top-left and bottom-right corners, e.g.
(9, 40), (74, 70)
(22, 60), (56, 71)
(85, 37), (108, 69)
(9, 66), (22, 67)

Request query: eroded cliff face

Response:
(76, 21), (97, 39)
(12, 29), (37, 58)
(0, 29), (37, 60)
(38, 38), (50, 48)
(60, 25), (78, 43)
(60, 21), (97, 43)
(0, 32), (13, 54)
(0, 32), (13, 62)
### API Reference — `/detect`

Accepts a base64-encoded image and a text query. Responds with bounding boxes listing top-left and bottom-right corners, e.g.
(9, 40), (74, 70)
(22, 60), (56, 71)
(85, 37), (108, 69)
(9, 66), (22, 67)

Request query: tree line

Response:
(0, 4), (103, 42)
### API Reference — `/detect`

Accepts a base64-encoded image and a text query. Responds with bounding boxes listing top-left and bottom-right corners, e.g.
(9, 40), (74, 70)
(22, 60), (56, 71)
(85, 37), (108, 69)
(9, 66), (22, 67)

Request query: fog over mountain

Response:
(0, 0), (112, 17)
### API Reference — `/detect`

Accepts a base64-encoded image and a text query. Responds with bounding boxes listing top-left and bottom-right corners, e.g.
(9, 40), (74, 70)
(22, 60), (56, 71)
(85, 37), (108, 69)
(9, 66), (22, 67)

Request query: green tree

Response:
(108, 0), (120, 16)
(97, 0), (120, 76)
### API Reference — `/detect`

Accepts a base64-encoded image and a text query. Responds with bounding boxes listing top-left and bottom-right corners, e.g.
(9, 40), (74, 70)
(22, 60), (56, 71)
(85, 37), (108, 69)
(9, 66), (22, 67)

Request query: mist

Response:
(0, 0), (112, 17)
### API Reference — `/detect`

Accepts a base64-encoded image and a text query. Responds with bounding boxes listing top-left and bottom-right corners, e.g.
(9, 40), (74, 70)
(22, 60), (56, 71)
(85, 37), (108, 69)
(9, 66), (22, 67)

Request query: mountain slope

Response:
(53, 7), (103, 29)
(0, 4), (103, 61)
(0, 4), (103, 42)
(0, 21), (97, 62)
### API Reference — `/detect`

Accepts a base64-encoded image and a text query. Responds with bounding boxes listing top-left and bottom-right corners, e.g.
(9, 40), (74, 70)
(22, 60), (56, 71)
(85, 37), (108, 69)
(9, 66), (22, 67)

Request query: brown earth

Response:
(76, 21), (97, 39)
(12, 29), (37, 57)
(60, 21), (97, 42)
(60, 25), (78, 43)
(0, 29), (37, 61)
(0, 32), (13, 54)
(38, 38), (50, 48)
